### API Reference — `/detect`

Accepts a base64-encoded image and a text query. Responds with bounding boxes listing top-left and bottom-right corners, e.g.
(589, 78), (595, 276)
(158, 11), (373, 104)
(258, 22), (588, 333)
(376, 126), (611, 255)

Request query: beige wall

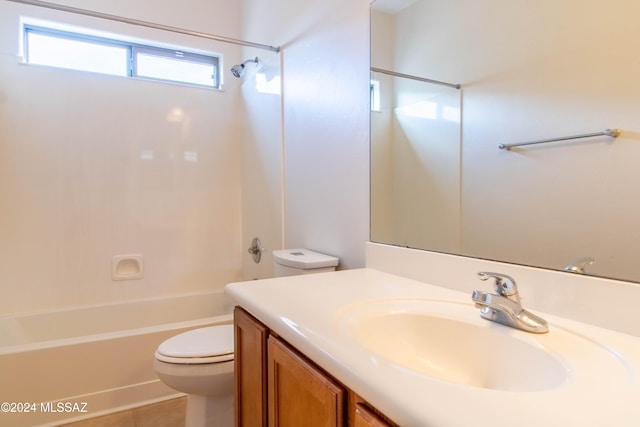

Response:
(454, 0), (640, 279)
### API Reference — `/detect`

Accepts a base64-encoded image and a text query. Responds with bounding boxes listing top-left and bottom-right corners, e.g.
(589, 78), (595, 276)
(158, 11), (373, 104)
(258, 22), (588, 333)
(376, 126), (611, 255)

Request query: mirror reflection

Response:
(370, 70), (461, 252)
(370, 0), (640, 283)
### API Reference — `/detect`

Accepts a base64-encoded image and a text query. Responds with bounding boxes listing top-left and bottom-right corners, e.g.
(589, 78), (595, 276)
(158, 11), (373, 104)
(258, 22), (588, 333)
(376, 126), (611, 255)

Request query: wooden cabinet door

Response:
(234, 306), (268, 427)
(353, 404), (393, 427)
(268, 335), (345, 427)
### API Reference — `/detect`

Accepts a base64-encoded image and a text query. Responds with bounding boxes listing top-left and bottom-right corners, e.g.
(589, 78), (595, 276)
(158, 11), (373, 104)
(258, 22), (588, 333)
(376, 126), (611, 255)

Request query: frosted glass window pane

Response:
(27, 32), (128, 76)
(24, 26), (219, 89)
(136, 53), (215, 87)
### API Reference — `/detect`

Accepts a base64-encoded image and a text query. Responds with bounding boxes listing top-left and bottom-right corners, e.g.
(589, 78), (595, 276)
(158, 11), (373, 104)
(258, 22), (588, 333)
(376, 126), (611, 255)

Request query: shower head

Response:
(230, 57), (259, 78)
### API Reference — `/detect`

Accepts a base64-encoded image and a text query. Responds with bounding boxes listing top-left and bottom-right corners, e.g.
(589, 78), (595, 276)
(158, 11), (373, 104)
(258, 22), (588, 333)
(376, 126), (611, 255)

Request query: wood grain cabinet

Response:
(268, 335), (345, 426)
(353, 403), (393, 427)
(234, 306), (268, 427)
(234, 306), (396, 427)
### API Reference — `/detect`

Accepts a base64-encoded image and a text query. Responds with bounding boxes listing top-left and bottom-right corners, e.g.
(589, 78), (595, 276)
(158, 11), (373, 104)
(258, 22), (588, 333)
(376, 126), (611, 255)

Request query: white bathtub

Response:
(0, 290), (233, 427)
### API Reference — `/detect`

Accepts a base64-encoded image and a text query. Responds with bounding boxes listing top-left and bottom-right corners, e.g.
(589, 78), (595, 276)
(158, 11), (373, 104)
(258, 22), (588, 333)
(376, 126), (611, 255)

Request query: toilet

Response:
(272, 248), (339, 277)
(153, 248), (338, 427)
(153, 325), (234, 427)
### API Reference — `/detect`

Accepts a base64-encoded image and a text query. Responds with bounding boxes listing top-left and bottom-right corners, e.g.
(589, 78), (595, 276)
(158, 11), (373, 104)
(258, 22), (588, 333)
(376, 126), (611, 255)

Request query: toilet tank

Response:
(273, 249), (339, 277)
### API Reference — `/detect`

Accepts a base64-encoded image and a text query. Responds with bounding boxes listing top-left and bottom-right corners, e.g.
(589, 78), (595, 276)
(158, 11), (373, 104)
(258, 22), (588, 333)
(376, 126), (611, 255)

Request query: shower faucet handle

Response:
(247, 237), (264, 263)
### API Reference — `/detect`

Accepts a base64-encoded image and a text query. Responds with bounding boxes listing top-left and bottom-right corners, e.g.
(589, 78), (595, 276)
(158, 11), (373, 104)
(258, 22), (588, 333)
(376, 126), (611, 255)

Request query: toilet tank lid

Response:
(273, 249), (339, 269)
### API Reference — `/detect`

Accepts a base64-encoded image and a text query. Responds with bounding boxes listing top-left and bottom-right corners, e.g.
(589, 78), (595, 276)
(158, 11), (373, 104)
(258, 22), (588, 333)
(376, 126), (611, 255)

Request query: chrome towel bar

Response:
(371, 67), (461, 89)
(499, 128), (621, 150)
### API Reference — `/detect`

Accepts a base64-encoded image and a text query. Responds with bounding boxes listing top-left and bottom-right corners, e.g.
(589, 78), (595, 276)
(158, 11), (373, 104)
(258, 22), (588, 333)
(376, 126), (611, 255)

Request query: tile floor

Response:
(59, 397), (186, 427)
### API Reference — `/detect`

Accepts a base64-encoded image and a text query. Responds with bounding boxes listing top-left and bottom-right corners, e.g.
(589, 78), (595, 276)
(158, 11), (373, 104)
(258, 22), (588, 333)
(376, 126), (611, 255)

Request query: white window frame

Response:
(23, 25), (220, 89)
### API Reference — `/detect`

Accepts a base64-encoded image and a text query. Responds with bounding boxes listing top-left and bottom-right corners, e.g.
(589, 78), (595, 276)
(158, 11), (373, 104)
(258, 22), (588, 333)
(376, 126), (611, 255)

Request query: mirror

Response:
(370, 0), (640, 284)
(370, 63), (462, 253)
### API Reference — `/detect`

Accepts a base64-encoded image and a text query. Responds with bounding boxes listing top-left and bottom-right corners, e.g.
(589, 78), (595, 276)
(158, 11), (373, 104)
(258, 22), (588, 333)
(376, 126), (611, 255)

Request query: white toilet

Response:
(153, 248), (338, 427)
(153, 325), (234, 427)
(272, 248), (339, 277)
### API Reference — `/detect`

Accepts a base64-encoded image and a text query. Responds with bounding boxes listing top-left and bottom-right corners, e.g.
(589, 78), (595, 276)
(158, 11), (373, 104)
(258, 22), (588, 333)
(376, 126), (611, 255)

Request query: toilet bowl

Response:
(153, 325), (234, 427)
(154, 248), (339, 427)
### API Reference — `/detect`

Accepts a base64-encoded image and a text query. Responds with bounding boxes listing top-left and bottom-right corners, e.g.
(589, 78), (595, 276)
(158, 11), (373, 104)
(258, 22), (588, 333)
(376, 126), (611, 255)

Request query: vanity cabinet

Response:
(234, 305), (268, 426)
(268, 334), (345, 426)
(353, 404), (393, 427)
(234, 306), (397, 427)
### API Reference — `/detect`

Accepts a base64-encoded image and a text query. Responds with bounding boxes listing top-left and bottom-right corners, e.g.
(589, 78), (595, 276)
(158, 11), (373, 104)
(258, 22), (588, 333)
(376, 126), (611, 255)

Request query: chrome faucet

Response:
(471, 272), (549, 334)
(563, 257), (594, 274)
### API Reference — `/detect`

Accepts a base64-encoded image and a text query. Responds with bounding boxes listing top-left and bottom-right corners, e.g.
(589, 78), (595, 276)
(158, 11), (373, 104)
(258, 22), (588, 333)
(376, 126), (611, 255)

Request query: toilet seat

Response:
(155, 325), (234, 365)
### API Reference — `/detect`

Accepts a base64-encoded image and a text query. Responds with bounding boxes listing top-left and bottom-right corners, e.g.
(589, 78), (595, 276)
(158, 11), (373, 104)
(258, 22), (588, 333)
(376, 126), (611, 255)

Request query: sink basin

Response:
(335, 298), (633, 392)
(351, 311), (566, 391)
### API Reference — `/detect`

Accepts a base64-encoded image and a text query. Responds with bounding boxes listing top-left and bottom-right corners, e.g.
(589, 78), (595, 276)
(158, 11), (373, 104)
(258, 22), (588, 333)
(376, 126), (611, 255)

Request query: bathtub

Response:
(0, 290), (233, 427)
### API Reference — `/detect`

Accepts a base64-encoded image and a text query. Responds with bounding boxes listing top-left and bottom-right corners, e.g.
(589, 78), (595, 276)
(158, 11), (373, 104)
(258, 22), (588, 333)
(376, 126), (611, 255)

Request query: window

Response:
(24, 25), (220, 89)
(133, 46), (217, 87)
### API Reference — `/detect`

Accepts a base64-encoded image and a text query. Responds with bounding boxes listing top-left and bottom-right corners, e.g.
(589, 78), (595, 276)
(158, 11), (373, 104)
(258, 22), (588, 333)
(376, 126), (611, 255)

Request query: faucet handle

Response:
(477, 272), (518, 296)
(563, 257), (594, 274)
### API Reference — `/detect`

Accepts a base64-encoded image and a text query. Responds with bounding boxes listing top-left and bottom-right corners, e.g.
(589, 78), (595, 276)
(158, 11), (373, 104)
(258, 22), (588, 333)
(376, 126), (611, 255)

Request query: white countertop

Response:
(225, 268), (640, 427)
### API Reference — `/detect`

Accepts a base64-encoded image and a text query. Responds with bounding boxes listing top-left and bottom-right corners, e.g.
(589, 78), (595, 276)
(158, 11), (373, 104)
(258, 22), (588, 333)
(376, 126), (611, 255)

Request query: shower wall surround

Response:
(0, 0), (245, 315)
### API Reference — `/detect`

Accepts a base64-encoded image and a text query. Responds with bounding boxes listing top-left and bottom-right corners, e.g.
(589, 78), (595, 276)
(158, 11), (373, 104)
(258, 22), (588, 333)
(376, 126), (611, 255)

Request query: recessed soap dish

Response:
(111, 254), (144, 281)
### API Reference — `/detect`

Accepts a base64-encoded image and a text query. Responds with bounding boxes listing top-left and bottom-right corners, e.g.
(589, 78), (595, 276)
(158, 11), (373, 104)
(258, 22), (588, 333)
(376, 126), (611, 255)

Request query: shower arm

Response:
(240, 58), (258, 67)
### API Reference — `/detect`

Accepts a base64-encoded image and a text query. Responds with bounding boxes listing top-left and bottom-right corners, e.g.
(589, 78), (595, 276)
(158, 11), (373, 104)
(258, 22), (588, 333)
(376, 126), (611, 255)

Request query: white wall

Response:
(281, 0), (370, 270)
(242, 0), (371, 270)
(0, 0), (247, 315)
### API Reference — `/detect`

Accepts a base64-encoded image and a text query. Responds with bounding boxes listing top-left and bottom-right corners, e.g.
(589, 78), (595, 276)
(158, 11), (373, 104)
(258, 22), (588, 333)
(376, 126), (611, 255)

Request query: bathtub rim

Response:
(0, 289), (233, 355)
